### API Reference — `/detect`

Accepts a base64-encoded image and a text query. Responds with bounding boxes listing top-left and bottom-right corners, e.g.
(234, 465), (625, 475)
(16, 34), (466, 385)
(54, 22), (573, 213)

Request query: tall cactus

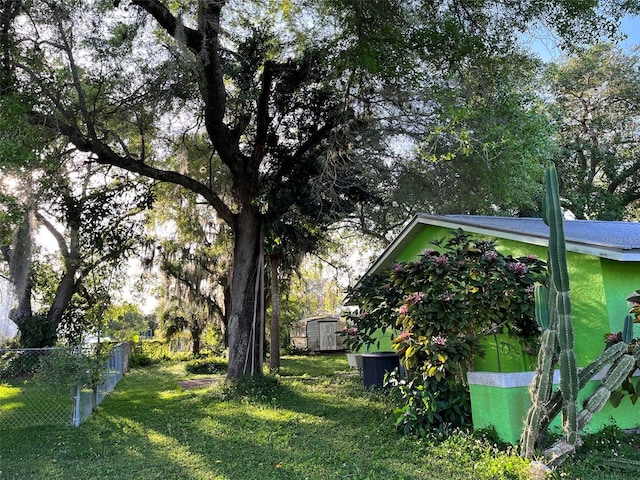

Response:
(622, 314), (634, 343)
(520, 162), (637, 465)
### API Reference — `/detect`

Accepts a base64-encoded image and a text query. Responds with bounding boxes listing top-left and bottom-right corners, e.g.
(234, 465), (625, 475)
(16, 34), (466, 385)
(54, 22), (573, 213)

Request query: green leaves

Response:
(546, 43), (640, 220)
(347, 229), (547, 393)
(388, 370), (472, 435)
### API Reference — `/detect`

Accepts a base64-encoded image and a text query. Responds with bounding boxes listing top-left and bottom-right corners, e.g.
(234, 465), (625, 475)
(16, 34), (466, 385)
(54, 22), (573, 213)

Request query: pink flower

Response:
(483, 251), (498, 261)
(396, 331), (410, 341)
(406, 292), (425, 304)
(394, 263), (404, 272)
(431, 335), (447, 346)
(508, 261), (528, 275)
(606, 333), (622, 343)
(435, 255), (448, 266)
(348, 327), (358, 335)
(526, 254), (538, 261)
(399, 305), (408, 315)
(423, 248), (436, 256)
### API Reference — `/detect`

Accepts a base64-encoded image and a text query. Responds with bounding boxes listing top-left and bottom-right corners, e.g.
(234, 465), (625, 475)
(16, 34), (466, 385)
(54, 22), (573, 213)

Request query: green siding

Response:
(601, 259), (640, 337)
(469, 374), (640, 444)
(391, 225), (622, 366)
(563, 252), (609, 365)
(396, 226), (451, 262)
(356, 330), (394, 353)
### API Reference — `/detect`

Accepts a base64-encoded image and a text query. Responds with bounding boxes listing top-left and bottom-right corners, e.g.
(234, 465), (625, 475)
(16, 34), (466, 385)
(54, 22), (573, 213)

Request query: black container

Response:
(362, 352), (400, 388)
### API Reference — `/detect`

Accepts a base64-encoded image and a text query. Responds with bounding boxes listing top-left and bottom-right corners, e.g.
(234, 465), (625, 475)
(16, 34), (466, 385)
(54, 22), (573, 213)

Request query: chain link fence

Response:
(0, 342), (130, 428)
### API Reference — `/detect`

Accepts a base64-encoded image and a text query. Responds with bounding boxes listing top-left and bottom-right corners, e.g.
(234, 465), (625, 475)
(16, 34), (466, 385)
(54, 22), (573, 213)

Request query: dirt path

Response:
(177, 376), (225, 389)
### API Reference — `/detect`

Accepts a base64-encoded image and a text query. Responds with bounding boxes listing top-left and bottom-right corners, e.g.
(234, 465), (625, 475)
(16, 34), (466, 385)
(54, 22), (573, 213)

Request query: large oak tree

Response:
(2, 0), (638, 377)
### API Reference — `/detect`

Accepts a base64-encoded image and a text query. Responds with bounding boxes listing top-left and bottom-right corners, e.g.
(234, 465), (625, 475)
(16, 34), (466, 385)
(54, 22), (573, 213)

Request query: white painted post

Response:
(73, 383), (81, 427)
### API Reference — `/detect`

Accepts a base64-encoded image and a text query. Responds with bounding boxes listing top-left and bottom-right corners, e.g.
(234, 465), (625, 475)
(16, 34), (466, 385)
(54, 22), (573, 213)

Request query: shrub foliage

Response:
(346, 230), (547, 433)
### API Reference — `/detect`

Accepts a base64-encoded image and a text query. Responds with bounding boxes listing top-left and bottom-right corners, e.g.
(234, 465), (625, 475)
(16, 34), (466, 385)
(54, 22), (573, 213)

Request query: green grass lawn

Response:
(1, 354), (639, 480)
(0, 379), (72, 427)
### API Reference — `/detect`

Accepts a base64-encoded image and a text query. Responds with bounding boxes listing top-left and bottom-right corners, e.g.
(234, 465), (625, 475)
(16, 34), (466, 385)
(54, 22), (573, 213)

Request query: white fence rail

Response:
(0, 342), (130, 428)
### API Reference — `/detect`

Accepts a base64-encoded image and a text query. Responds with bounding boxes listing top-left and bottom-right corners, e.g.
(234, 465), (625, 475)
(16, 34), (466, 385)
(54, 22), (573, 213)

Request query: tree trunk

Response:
(46, 268), (81, 334)
(226, 208), (264, 379)
(222, 275), (232, 348)
(1, 217), (33, 333)
(2, 244), (32, 326)
(269, 254), (281, 372)
(192, 334), (201, 357)
(36, 209), (82, 342)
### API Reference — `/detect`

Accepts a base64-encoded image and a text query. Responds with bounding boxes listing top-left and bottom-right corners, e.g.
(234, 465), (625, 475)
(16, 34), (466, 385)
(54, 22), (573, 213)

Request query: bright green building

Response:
(358, 213), (640, 442)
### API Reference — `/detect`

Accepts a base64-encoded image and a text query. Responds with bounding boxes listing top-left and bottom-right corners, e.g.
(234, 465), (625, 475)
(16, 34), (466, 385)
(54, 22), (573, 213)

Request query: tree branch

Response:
(29, 111), (237, 227)
(131, 0), (247, 190)
(34, 211), (70, 259)
(252, 60), (276, 166)
(129, 0), (202, 53)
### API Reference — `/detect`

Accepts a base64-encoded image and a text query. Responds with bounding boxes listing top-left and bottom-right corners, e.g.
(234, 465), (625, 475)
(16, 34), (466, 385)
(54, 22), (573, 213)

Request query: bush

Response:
(130, 339), (192, 365)
(214, 374), (280, 403)
(388, 370), (472, 435)
(185, 356), (228, 375)
(17, 314), (57, 348)
(34, 347), (109, 393)
(0, 349), (45, 379)
(347, 230), (547, 432)
(128, 352), (157, 368)
(282, 345), (311, 356)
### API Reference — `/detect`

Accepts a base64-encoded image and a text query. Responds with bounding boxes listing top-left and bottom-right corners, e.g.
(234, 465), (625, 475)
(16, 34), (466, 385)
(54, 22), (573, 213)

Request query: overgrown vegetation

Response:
(346, 231), (546, 433)
(128, 339), (200, 367)
(185, 356), (228, 375)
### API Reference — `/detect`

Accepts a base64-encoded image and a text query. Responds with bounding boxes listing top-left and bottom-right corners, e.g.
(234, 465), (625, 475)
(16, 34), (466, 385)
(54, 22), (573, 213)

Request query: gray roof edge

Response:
(358, 214), (640, 283)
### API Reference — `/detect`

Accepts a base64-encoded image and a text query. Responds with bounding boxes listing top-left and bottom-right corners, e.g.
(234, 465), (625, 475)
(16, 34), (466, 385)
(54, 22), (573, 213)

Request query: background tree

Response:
(546, 43), (640, 220)
(101, 302), (147, 341)
(0, 0), (46, 332)
(403, 54), (553, 217)
(145, 180), (230, 350)
(2, 0), (638, 377)
(34, 159), (150, 345)
(157, 297), (212, 357)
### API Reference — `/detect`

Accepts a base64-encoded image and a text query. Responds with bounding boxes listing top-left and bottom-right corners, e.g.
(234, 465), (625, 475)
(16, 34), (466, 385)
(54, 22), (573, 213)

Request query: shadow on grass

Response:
(0, 361), (442, 479)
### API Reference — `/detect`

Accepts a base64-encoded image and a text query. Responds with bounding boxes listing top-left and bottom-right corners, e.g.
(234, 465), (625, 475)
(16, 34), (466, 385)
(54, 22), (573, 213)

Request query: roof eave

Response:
(358, 214), (640, 284)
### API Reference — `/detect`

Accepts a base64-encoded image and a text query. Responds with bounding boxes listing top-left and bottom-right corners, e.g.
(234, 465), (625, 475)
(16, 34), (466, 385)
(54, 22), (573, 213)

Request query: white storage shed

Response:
(290, 316), (348, 352)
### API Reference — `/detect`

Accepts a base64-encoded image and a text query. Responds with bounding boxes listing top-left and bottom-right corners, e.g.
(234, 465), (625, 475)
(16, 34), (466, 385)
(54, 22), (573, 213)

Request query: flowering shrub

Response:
(346, 229), (547, 433)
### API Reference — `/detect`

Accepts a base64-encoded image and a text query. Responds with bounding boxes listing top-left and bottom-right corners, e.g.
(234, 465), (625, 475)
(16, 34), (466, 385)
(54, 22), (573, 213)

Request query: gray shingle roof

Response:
(364, 214), (640, 281)
(440, 215), (640, 251)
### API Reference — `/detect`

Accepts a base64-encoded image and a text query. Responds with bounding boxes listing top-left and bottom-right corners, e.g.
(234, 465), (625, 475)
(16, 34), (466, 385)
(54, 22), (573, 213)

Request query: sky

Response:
(531, 14), (640, 61)
(619, 15), (640, 50)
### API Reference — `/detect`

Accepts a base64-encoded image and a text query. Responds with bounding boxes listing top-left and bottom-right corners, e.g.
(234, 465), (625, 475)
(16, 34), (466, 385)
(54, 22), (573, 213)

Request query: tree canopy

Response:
(546, 43), (640, 220)
(1, 0), (639, 376)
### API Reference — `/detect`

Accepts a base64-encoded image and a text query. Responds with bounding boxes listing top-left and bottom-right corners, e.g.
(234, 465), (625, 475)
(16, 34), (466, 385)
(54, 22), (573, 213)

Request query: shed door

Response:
(319, 322), (337, 351)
